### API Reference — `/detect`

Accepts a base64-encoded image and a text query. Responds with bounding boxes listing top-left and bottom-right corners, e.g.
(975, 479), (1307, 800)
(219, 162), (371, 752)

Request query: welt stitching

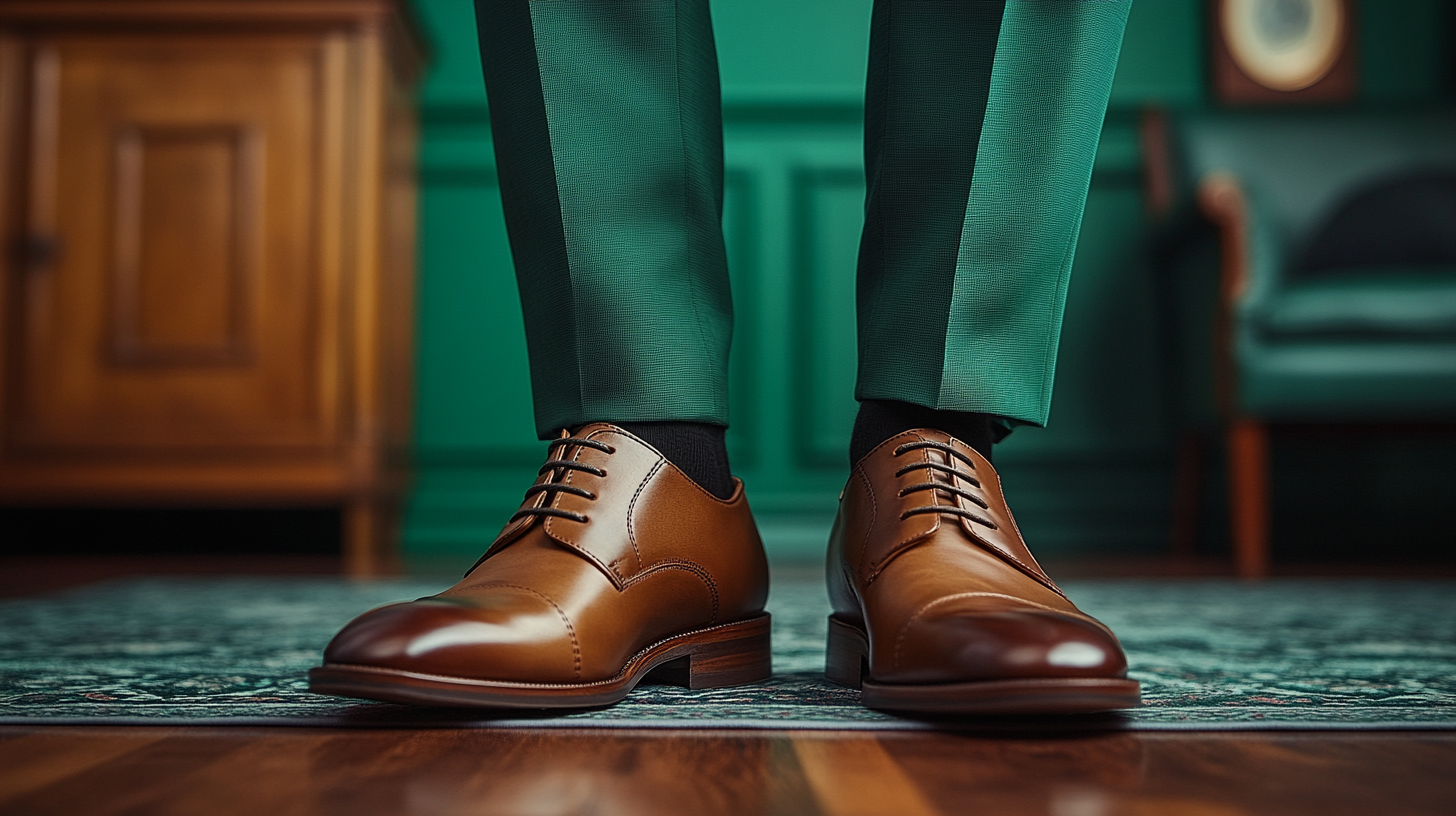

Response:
(326, 615), (765, 690)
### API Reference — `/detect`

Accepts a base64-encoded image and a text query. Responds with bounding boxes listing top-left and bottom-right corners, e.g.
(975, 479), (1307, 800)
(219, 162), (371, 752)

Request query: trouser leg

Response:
(854, 0), (1131, 427)
(474, 0), (731, 439)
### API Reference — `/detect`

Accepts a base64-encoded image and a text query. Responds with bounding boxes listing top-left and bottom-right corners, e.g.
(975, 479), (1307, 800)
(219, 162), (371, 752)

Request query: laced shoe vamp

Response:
(830, 430), (1131, 686)
(321, 424), (769, 687)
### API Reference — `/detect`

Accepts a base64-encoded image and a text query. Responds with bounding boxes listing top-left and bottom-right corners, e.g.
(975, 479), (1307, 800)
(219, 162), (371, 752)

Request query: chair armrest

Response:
(1196, 172), (1286, 315)
(1195, 173), (1285, 415)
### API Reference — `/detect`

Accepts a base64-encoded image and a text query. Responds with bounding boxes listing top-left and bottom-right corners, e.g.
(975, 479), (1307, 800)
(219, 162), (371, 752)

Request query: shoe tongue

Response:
(925, 430), (989, 468)
(560, 422), (641, 454)
(565, 421), (622, 436)
(899, 428), (973, 460)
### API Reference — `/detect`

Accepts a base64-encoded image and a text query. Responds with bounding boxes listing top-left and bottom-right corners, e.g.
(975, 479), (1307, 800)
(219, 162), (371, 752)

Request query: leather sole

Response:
(308, 613), (772, 709)
(824, 616), (1141, 715)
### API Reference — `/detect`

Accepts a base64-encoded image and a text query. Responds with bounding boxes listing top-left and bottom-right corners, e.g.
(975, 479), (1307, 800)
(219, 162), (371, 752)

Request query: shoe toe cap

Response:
(884, 605), (1129, 684)
(321, 594), (580, 683)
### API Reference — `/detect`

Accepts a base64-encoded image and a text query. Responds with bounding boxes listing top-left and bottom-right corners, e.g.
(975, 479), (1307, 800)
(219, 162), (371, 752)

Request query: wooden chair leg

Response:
(1226, 420), (1270, 579)
(344, 499), (400, 577)
(1169, 432), (1204, 559)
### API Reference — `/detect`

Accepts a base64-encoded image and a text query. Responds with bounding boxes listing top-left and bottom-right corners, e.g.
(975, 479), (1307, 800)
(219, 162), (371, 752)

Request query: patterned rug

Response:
(1, 574), (1453, 731)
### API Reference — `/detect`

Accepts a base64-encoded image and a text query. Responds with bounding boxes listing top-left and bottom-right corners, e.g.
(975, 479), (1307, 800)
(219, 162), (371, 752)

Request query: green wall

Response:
(404, 0), (1453, 566)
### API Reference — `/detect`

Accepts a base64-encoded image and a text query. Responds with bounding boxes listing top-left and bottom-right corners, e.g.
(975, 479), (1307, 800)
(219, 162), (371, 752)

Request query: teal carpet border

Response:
(2, 576), (1453, 731)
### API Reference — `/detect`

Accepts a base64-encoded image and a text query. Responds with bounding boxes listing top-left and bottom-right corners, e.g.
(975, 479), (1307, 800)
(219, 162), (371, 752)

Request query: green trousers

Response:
(475, 0), (1131, 439)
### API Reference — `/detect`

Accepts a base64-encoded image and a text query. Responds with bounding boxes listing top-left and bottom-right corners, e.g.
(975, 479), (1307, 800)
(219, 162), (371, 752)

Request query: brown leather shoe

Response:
(826, 430), (1140, 714)
(310, 423), (772, 708)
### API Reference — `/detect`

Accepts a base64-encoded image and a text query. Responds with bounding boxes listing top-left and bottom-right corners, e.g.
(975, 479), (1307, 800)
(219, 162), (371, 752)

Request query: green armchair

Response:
(1147, 110), (1456, 577)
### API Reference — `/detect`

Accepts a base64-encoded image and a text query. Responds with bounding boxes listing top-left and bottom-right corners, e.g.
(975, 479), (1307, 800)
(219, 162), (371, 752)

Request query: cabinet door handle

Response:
(13, 234), (62, 271)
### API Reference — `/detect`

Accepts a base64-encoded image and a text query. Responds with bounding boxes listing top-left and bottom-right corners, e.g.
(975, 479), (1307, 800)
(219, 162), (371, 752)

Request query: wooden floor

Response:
(2, 726), (1454, 815)
(4, 556), (1455, 815)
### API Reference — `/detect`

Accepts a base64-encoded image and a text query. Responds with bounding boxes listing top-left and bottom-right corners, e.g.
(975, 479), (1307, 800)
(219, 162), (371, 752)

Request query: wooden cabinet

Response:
(0, 1), (422, 573)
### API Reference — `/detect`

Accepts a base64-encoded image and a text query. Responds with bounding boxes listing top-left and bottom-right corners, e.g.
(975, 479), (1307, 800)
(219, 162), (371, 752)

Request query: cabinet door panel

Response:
(112, 124), (256, 365)
(10, 35), (340, 452)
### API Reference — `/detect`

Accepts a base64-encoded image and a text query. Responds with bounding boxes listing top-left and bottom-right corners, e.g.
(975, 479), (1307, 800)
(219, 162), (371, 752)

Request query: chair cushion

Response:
(1298, 171), (1456, 275)
(1258, 269), (1456, 337)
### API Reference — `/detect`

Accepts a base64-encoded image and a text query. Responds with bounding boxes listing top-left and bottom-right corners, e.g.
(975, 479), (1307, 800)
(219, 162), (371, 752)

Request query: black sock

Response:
(614, 422), (735, 500)
(849, 400), (1001, 466)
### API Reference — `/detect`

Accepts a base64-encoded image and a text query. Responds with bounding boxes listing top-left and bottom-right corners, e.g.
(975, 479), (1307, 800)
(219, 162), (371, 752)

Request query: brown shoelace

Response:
(892, 440), (998, 530)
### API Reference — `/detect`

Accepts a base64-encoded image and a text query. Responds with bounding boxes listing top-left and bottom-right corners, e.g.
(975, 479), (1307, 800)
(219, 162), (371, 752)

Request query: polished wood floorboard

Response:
(0, 727), (1452, 816)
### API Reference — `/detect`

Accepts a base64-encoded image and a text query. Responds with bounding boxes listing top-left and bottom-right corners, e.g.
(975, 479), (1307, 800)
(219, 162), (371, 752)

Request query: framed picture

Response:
(1211, 0), (1357, 105)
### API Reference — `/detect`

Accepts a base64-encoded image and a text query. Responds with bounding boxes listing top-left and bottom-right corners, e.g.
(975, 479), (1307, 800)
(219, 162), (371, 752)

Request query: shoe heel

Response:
(649, 614), (773, 690)
(825, 616), (869, 689)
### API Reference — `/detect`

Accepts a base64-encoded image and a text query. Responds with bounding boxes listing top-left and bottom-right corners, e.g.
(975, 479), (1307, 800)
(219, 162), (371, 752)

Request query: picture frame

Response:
(1210, 0), (1357, 105)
